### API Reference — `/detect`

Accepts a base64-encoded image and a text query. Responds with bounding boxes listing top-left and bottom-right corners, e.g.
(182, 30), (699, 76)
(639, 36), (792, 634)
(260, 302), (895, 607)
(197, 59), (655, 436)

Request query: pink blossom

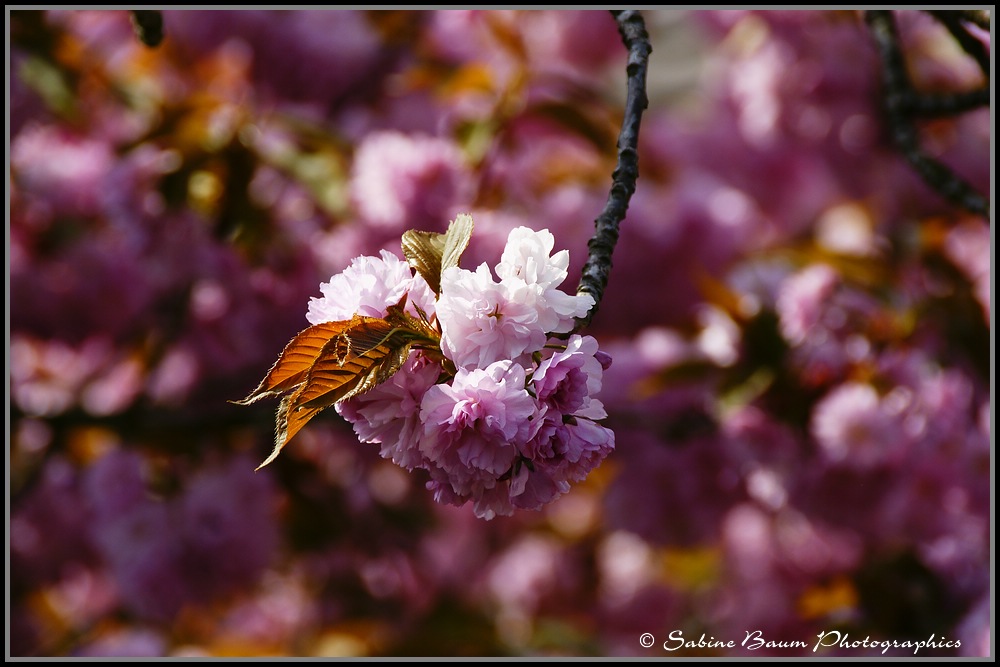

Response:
(523, 279), (593, 336)
(508, 334), (614, 494)
(470, 482), (517, 522)
(419, 361), (536, 481)
(436, 226), (593, 368)
(496, 226), (595, 334)
(531, 334), (607, 419)
(496, 226), (571, 289)
(509, 464), (568, 511)
(425, 464), (515, 521)
(436, 264), (549, 369)
(336, 352), (442, 470)
(525, 413), (615, 485)
(305, 249), (435, 324)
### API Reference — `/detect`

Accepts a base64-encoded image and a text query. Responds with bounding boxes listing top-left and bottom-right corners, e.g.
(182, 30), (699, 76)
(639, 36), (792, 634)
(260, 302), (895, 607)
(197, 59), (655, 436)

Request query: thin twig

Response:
(864, 10), (989, 218)
(926, 10), (990, 76)
(573, 10), (652, 332)
(130, 10), (164, 47)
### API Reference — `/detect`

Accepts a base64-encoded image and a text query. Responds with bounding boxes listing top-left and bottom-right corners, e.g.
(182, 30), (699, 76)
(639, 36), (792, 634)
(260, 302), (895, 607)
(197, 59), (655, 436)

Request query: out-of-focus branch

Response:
(864, 10), (989, 219)
(573, 10), (651, 332)
(130, 10), (164, 47)
(902, 87), (990, 117)
(927, 10), (990, 76)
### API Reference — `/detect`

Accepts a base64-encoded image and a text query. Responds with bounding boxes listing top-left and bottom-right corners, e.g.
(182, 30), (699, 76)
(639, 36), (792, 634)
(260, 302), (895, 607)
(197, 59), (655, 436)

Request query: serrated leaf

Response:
(401, 229), (446, 294)
(246, 314), (436, 470)
(294, 317), (416, 409)
(231, 320), (358, 406)
(256, 395), (324, 470)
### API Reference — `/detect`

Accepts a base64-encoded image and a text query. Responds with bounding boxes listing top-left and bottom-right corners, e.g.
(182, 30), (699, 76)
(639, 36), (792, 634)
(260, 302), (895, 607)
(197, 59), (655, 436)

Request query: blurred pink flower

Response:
(165, 10), (388, 113)
(811, 382), (903, 468)
(349, 131), (474, 231)
(86, 453), (281, 622)
(522, 10), (624, 76)
(11, 124), (113, 219)
(91, 501), (185, 622)
(776, 264), (839, 345)
(955, 592), (990, 657)
(10, 457), (99, 586)
(84, 449), (149, 520)
(178, 456), (281, 594)
(487, 534), (563, 616)
(944, 220), (990, 321)
(10, 336), (117, 417)
(74, 628), (168, 658)
(604, 427), (745, 547)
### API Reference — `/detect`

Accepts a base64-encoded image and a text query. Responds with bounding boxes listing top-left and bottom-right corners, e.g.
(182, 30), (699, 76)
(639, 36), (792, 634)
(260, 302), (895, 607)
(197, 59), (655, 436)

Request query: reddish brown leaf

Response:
(231, 320), (357, 406)
(295, 318), (415, 407)
(245, 314), (441, 470)
(256, 395), (324, 471)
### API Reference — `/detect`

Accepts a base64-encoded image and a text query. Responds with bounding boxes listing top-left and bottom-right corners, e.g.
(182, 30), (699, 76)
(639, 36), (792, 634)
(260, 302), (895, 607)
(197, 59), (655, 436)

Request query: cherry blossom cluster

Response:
(309, 223), (614, 519)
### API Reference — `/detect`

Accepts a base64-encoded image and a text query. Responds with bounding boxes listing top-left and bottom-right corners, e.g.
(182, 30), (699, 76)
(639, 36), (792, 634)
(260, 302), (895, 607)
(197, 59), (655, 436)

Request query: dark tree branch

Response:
(864, 10), (989, 219)
(904, 87), (990, 117)
(573, 10), (652, 332)
(926, 10), (990, 76)
(130, 10), (164, 47)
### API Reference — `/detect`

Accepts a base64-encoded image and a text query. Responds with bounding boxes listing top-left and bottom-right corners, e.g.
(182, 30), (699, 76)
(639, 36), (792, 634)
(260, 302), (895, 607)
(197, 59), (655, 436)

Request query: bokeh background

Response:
(8, 9), (991, 658)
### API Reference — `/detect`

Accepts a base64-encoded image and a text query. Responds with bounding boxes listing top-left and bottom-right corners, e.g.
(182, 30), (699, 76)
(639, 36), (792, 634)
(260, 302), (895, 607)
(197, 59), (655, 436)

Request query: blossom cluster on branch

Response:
(240, 215), (614, 519)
